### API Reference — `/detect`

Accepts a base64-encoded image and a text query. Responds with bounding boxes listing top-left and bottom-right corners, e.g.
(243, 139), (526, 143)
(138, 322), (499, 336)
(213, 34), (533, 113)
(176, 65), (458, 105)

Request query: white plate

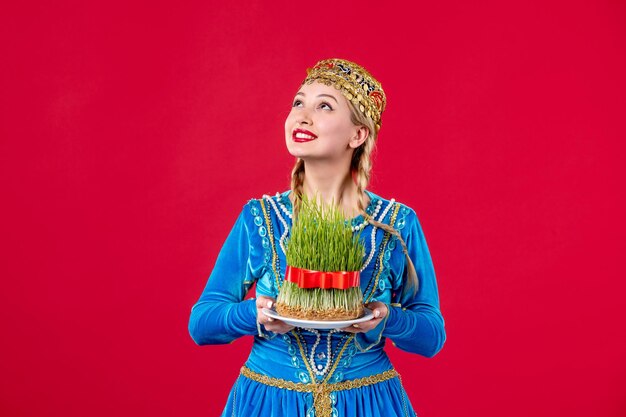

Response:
(261, 307), (374, 330)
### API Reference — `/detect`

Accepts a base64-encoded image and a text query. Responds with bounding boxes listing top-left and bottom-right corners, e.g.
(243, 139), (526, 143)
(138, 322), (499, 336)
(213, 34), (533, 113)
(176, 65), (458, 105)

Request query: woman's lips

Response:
(292, 128), (318, 142)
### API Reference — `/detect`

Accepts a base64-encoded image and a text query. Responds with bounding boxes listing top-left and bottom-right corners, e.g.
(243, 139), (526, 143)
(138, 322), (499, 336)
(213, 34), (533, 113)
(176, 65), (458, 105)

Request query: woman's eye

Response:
(291, 100), (332, 110)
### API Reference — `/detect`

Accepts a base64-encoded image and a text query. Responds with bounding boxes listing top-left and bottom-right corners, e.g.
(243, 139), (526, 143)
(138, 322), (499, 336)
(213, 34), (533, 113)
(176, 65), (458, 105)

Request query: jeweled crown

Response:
(302, 58), (386, 132)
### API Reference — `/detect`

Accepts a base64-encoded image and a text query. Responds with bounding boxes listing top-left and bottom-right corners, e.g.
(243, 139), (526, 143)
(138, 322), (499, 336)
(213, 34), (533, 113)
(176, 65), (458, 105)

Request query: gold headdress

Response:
(302, 58), (386, 132)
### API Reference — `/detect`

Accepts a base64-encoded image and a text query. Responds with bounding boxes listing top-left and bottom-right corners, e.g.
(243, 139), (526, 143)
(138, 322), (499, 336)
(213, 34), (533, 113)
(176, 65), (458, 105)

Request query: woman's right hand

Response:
(256, 295), (295, 334)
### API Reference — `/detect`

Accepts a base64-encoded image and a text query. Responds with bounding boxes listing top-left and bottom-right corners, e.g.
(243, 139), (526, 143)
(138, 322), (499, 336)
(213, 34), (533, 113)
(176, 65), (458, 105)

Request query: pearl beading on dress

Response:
(303, 328), (340, 377)
(275, 192), (293, 219)
(274, 192), (382, 232)
(352, 199), (382, 232)
(360, 198), (395, 272)
(263, 194), (290, 255)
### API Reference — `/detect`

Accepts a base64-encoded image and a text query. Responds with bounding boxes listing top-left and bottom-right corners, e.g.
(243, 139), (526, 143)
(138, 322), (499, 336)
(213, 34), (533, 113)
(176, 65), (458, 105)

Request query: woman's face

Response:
(285, 81), (365, 162)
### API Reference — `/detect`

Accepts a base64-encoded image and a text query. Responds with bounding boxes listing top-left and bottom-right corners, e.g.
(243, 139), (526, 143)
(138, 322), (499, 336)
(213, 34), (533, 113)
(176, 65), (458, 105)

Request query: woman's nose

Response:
(296, 108), (312, 125)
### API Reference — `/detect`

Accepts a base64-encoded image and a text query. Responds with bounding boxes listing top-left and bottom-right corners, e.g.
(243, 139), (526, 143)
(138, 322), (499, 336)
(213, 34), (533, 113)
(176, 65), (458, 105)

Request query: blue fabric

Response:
(188, 190), (446, 416)
(222, 373), (414, 417)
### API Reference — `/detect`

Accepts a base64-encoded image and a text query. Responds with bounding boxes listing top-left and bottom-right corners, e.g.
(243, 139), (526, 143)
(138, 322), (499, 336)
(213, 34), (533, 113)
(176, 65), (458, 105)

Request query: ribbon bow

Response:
(285, 265), (360, 290)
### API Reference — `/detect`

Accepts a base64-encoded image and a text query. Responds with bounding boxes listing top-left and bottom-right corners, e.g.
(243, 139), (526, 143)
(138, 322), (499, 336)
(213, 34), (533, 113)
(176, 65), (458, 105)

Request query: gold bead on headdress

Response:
(302, 58), (386, 132)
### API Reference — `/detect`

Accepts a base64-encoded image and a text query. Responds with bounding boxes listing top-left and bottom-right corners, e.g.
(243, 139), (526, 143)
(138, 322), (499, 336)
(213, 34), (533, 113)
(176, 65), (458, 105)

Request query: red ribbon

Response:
(285, 265), (360, 289)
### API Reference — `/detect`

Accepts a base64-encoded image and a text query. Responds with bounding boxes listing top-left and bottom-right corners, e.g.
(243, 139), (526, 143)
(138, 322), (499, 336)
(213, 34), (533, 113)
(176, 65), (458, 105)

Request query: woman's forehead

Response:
(297, 81), (339, 96)
(295, 81), (347, 106)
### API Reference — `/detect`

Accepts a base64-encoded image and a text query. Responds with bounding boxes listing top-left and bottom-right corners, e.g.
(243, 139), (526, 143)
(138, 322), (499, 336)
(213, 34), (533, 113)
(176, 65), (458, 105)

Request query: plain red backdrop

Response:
(1, 1), (625, 416)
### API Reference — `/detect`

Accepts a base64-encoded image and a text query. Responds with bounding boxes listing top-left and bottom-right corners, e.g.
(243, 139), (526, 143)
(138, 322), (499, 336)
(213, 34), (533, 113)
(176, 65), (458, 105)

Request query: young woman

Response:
(188, 58), (446, 417)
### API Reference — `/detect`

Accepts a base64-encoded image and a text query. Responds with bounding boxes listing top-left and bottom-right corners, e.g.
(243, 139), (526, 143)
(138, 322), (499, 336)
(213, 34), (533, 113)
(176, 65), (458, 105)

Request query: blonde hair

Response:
(289, 99), (419, 296)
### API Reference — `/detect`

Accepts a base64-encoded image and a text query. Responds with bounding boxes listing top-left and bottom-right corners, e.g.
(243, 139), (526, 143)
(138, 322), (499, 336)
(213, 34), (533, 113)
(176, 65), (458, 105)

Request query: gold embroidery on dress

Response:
(363, 203), (401, 304)
(259, 199), (281, 290)
(252, 199), (412, 416)
(355, 203), (401, 352)
(240, 366), (400, 417)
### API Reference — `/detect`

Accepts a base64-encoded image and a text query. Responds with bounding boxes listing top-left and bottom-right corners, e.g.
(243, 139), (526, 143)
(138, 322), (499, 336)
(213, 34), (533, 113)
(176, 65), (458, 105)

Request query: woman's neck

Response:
(295, 160), (369, 219)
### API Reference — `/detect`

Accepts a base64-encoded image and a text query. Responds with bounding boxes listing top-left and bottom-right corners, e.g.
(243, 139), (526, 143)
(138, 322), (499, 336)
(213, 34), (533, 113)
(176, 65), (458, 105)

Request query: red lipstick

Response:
(292, 128), (318, 143)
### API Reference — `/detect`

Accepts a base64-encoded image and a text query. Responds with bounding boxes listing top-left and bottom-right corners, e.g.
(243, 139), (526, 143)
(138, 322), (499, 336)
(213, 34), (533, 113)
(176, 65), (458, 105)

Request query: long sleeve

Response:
(188, 202), (262, 345)
(382, 208), (447, 358)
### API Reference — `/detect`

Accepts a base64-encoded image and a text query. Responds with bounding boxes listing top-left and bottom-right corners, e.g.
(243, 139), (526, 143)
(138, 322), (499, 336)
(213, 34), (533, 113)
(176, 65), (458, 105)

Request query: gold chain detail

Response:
(291, 330), (357, 385)
(240, 366), (399, 417)
(355, 203), (400, 353)
(291, 329), (317, 380)
(322, 334), (354, 384)
(231, 375), (240, 417)
(259, 198), (281, 291)
(397, 372), (411, 417)
(364, 203), (401, 304)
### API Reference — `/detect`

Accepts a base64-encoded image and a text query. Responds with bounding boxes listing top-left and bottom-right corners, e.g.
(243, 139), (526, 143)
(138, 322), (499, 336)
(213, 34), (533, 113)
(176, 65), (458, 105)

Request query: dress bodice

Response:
(189, 190), (446, 384)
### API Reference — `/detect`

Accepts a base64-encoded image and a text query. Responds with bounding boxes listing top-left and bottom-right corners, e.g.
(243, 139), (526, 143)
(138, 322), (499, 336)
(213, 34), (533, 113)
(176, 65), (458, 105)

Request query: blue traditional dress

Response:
(188, 190), (446, 417)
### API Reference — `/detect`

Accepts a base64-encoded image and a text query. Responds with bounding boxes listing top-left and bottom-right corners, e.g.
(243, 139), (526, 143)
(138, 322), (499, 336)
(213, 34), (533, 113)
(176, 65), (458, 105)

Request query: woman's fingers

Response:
(340, 318), (382, 333)
(365, 302), (388, 320)
(265, 322), (295, 334)
(261, 312), (294, 333)
(256, 296), (275, 309)
(257, 309), (274, 324)
(256, 296), (276, 322)
(255, 296), (293, 331)
(340, 303), (389, 333)
(259, 314), (274, 324)
(254, 296), (294, 334)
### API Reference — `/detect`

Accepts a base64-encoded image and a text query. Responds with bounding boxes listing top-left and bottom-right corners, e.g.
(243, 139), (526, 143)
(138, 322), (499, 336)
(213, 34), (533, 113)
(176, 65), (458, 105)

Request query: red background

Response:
(1, 1), (625, 416)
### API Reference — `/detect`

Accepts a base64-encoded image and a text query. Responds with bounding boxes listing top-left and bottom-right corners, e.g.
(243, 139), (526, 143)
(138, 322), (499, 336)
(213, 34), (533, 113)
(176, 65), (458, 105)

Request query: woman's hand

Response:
(256, 295), (295, 334)
(341, 302), (388, 333)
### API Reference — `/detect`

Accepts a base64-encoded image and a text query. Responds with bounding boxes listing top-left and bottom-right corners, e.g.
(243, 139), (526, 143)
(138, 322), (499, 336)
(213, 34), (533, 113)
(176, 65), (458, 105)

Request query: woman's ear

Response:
(349, 126), (369, 149)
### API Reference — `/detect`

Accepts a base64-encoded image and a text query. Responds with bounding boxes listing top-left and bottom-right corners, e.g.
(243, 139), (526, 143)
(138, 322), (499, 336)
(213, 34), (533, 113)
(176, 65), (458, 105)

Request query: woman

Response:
(188, 58), (446, 417)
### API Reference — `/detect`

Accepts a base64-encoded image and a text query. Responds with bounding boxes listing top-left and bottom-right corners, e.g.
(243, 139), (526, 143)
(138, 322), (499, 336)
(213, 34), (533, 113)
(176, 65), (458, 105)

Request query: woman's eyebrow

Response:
(295, 92), (339, 104)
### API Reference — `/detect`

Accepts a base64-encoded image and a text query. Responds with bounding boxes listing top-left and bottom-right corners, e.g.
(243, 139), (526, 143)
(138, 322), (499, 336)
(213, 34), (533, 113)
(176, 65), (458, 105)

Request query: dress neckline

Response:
(279, 190), (379, 224)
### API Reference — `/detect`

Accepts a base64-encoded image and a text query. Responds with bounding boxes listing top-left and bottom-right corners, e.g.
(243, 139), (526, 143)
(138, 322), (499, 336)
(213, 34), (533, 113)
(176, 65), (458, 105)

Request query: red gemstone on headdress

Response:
(370, 91), (384, 111)
(314, 62), (334, 70)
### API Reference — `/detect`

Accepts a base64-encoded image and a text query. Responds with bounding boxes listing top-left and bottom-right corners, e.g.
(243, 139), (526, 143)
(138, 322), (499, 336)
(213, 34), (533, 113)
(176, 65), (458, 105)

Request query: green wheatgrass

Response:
(276, 195), (365, 317)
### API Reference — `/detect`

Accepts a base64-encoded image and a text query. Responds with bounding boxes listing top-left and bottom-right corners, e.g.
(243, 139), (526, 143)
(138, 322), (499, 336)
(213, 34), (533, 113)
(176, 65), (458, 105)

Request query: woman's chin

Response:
(285, 143), (311, 159)
(287, 151), (308, 160)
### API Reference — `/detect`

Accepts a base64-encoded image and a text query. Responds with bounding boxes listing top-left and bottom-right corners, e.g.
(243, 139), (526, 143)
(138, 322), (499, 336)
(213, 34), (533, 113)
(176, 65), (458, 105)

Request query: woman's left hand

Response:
(341, 302), (388, 333)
